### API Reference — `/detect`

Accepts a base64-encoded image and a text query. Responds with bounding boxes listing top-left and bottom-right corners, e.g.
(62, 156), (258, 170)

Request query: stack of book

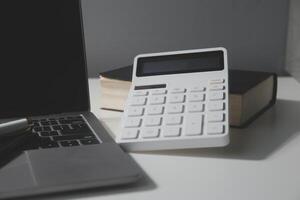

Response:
(99, 66), (277, 128)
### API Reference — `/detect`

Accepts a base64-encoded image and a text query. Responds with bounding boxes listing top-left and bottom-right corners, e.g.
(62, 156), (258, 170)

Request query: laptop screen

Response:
(0, 0), (89, 118)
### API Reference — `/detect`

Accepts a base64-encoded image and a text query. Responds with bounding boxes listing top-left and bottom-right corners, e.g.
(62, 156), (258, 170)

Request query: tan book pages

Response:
(100, 76), (131, 111)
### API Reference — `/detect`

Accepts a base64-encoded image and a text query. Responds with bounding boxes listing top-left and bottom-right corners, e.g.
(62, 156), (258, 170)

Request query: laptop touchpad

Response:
(0, 152), (37, 192)
(28, 144), (137, 186)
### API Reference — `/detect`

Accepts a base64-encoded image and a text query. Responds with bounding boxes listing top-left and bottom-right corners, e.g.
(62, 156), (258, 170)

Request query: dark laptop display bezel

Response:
(0, 0), (90, 119)
(77, 0), (91, 112)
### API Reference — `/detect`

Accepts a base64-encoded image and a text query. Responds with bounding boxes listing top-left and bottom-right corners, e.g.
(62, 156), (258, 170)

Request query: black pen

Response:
(0, 119), (33, 168)
(0, 118), (30, 137)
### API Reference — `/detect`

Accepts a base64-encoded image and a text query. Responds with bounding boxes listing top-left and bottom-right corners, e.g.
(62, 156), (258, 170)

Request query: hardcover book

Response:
(99, 66), (277, 128)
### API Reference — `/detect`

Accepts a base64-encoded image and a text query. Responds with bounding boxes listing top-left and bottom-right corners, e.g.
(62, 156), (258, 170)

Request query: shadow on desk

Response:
(140, 99), (300, 160)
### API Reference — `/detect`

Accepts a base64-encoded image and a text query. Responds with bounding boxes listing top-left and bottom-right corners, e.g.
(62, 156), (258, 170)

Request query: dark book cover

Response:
(99, 66), (277, 128)
(100, 65), (133, 81)
(229, 70), (277, 94)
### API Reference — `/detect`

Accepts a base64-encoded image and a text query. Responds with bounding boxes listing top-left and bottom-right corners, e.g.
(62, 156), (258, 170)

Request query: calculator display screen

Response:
(136, 50), (224, 77)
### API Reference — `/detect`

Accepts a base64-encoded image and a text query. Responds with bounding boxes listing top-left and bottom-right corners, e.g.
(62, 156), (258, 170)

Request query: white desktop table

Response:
(81, 77), (300, 200)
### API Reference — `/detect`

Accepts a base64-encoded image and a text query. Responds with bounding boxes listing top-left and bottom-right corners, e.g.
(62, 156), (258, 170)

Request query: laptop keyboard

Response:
(25, 115), (100, 150)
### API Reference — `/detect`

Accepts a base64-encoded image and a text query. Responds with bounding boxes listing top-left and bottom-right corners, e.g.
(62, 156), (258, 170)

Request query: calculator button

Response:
(130, 97), (147, 106)
(133, 90), (148, 96)
(168, 94), (185, 103)
(165, 115), (182, 125)
(127, 107), (144, 117)
(207, 123), (224, 134)
(208, 113), (224, 122)
(122, 129), (139, 139)
(210, 79), (225, 84)
(187, 93), (205, 102)
(187, 103), (204, 113)
(170, 88), (186, 94)
(151, 89), (167, 95)
(145, 117), (162, 127)
(166, 104), (184, 114)
(124, 118), (142, 128)
(162, 127), (181, 137)
(147, 105), (164, 115)
(185, 113), (203, 136)
(190, 86), (206, 92)
(141, 128), (160, 138)
(209, 85), (225, 91)
(209, 92), (225, 100)
(208, 102), (225, 111)
(149, 96), (165, 105)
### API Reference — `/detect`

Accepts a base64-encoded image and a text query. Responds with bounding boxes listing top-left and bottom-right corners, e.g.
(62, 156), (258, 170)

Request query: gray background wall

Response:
(286, 0), (300, 79)
(81, 0), (289, 77)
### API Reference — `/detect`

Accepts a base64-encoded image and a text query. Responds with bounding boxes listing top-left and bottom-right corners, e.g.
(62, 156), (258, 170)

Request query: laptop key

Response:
(60, 140), (79, 147)
(41, 121), (50, 126)
(70, 119), (84, 124)
(42, 126), (51, 131)
(40, 141), (59, 149)
(39, 138), (59, 149)
(59, 119), (71, 124)
(78, 123), (88, 128)
(33, 127), (42, 132)
(49, 121), (58, 125)
(53, 135), (95, 141)
(61, 124), (70, 129)
(61, 127), (92, 135)
(67, 116), (83, 119)
(71, 124), (89, 130)
(40, 131), (50, 137)
(72, 116), (83, 120)
(53, 125), (63, 130)
(33, 122), (40, 127)
(71, 124), (80, 130)
(40, 131), (58, 137)
(50, 131), (59, 136)
(80, 139), (100, 145)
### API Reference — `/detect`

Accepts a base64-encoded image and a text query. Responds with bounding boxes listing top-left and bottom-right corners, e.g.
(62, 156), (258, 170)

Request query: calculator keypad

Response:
(162, 127), (181, 137)
(145, 116), (162, 127)
(187, 93), (205, 102)
(130, 97), (147, 106)
(149, 96), (165, 105)
(151, 89), (167, 95)
(122, 129), (139, 139)
(124, 118), (141, 128)
(122, 79), (227, 142)
(168, 94), (185, 103)
(127, 107), (144, 117)
(142, 127), (160, 138)
(165, 115), (183, 125)
(185, 113), (203, 136)
(147, 105), (164, 115)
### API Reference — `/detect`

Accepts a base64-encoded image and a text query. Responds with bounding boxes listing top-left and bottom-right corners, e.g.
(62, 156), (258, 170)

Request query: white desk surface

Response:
(73, 77), (300, 200)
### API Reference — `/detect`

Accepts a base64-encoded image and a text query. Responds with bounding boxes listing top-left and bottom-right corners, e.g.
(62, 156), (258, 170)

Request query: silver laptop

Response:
(0, 0), (141, 199)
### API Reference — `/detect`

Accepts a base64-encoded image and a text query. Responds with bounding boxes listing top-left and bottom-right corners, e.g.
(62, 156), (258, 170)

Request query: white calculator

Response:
(117, 47), (229, 151)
